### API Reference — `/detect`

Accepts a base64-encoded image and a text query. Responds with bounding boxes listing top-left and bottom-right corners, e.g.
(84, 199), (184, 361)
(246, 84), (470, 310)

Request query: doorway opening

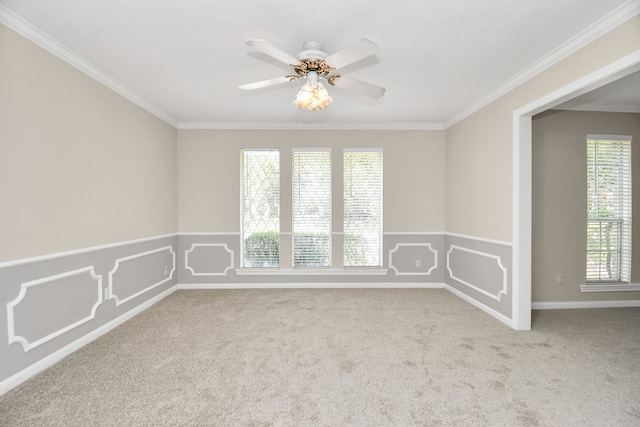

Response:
(512, 50), (640, 330)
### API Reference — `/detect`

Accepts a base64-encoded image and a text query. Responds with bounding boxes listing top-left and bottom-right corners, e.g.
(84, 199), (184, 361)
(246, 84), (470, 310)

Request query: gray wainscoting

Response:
(0, 235), (177, 389)
(385, 233), (445, 282)
(1, 231), (514, 395)
(444, 234), (513, 319)
(178, 233), (445, 286)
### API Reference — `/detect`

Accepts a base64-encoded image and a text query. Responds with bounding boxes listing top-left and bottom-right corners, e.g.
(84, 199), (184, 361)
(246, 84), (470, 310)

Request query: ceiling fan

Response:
(239, 38), (385, 111)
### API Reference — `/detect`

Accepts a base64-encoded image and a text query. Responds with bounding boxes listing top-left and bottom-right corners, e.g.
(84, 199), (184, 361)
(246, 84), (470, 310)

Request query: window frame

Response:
(585, 134), (632, 284)
(291, 148), (332, 268)
(343, 148), (383, 268)
(240, 149), (281, 268)
(239, 146), (384, 271)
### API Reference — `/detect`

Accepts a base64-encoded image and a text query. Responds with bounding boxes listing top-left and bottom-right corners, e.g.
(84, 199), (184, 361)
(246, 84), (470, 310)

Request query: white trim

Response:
(512, 115), (533, 331)
(0, 233), (178, 269)
(532, 300), (640, 310)
(7, 267), (103, 352)
(178, 282), (442, 289)
(240, 148), (280, 153)
(292, 147), (332, 152)
(182, 231), (270, 236)
(383, 231), (445, 236)
(185, 243), (234, 276)
(2, 0), (637, 133)
(179, 232), (240, 236)
(581, 283), (640, 292)
(445, 0), (640, 128)
(0, 232), (503, 270)
(513, 51), (640, 118)
(183, 231), (511, 245)
(235, 268), (388, 276)
(586, 134), (633, 141)
(388, 243), (438, 276)
(107, 246), (176, 306)
(444, 232), (512, 247)
(0, 5), (177, 127)
(343, 147), (384, 153)
(0, 287), (177, 397)
(445, 285), (513, 328)
(512, 49), (640, 332)
(177, 121), (446, 131)
(558, 102), (640, 114)
(446, 245), (508, 302)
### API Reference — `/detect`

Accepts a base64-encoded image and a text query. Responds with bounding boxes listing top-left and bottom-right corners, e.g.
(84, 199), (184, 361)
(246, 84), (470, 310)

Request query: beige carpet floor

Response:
(1, 289), (639, 426)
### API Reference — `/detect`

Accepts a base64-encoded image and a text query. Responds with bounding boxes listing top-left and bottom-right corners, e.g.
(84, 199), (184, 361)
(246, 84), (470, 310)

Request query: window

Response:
(241, 147), (383, 270)
(241, 150), (280, 267)
(586, 135), (632, 283)
(292, 149), (332, 267)
(344, 149), (383, 267)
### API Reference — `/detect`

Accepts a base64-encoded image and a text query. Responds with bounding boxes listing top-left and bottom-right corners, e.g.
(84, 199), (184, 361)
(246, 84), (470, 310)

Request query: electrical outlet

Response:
(557, 273), (564, 284)
(164, 266), (170, 276)
(415, 259), (421, 268)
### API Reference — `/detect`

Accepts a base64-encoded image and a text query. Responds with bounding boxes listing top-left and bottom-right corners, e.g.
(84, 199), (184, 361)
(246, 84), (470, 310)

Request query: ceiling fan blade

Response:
(329, 75), (385, 99)
(324, 38), (380, 70)
(246, 39), (300, 66)
(239, 76), (298, 90)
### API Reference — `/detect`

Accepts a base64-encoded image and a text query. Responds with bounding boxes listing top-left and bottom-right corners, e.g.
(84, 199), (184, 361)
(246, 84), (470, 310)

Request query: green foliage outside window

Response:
(243, 232), (368, 267)
(243, 231), (279, 267)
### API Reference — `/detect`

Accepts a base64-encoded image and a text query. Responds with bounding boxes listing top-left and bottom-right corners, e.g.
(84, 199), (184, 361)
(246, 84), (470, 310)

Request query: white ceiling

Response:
(0, 0), (638, 128)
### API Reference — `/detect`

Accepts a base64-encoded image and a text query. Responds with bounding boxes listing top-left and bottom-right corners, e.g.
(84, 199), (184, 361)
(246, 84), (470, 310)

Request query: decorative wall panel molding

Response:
(107, 246), (175, 306)
(7, 267), (103, 352)
(388, 243), (438, 276)
(185, 243), (234, 276)
(446, 245), (507, 301)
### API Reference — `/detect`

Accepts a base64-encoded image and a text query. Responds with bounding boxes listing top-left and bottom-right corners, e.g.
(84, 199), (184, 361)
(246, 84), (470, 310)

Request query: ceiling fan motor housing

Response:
(296, 41), (327, 60)
(293, 41), (334, 78)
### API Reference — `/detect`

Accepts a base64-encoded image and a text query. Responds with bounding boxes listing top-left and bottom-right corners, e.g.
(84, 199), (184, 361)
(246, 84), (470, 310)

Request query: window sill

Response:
(581, 283), (640, 293)
(235, 268), (389, 276)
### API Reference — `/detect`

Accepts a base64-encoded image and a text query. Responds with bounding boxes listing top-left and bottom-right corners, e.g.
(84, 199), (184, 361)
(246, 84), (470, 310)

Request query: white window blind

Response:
(344, 149), (383, 267)
(292, 149), (331, 267)
(241, 150), (280, 268)
(586, 135), (632, 283)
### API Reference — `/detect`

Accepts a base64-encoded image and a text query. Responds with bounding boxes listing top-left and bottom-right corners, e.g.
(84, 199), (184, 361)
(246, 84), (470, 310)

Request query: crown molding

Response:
(4, 1), (637, 132)
(177, 121), (445, 131)
(444, 0), (640, 129)
(0, 5), (443, 133)
(0, 5), (179, 128)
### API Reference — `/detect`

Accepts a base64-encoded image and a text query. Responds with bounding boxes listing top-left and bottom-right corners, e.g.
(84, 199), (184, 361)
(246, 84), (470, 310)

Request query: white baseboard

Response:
(532, 300), (640, 310)
(444, 285), (514, 328)
(177, 282), (445, 290)
(0, 287), (177, 397)
(580, 283), (640, 292)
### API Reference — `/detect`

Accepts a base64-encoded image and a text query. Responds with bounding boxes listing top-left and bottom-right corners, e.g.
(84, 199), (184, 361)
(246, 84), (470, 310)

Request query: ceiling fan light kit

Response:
(292, 72), (332, 111)
(240, 38), (385, 111)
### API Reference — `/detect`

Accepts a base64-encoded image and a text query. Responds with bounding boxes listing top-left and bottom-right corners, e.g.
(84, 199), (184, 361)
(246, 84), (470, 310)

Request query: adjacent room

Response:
(1, 1), (639, 425)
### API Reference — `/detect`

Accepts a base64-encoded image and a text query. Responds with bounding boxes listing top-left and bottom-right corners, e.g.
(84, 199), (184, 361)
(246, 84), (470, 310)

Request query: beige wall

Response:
(177, 129), (445, 233)
(445, 14), (640, 242)
(532, 110), (640, 302)
(0, 24), (177, 262)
